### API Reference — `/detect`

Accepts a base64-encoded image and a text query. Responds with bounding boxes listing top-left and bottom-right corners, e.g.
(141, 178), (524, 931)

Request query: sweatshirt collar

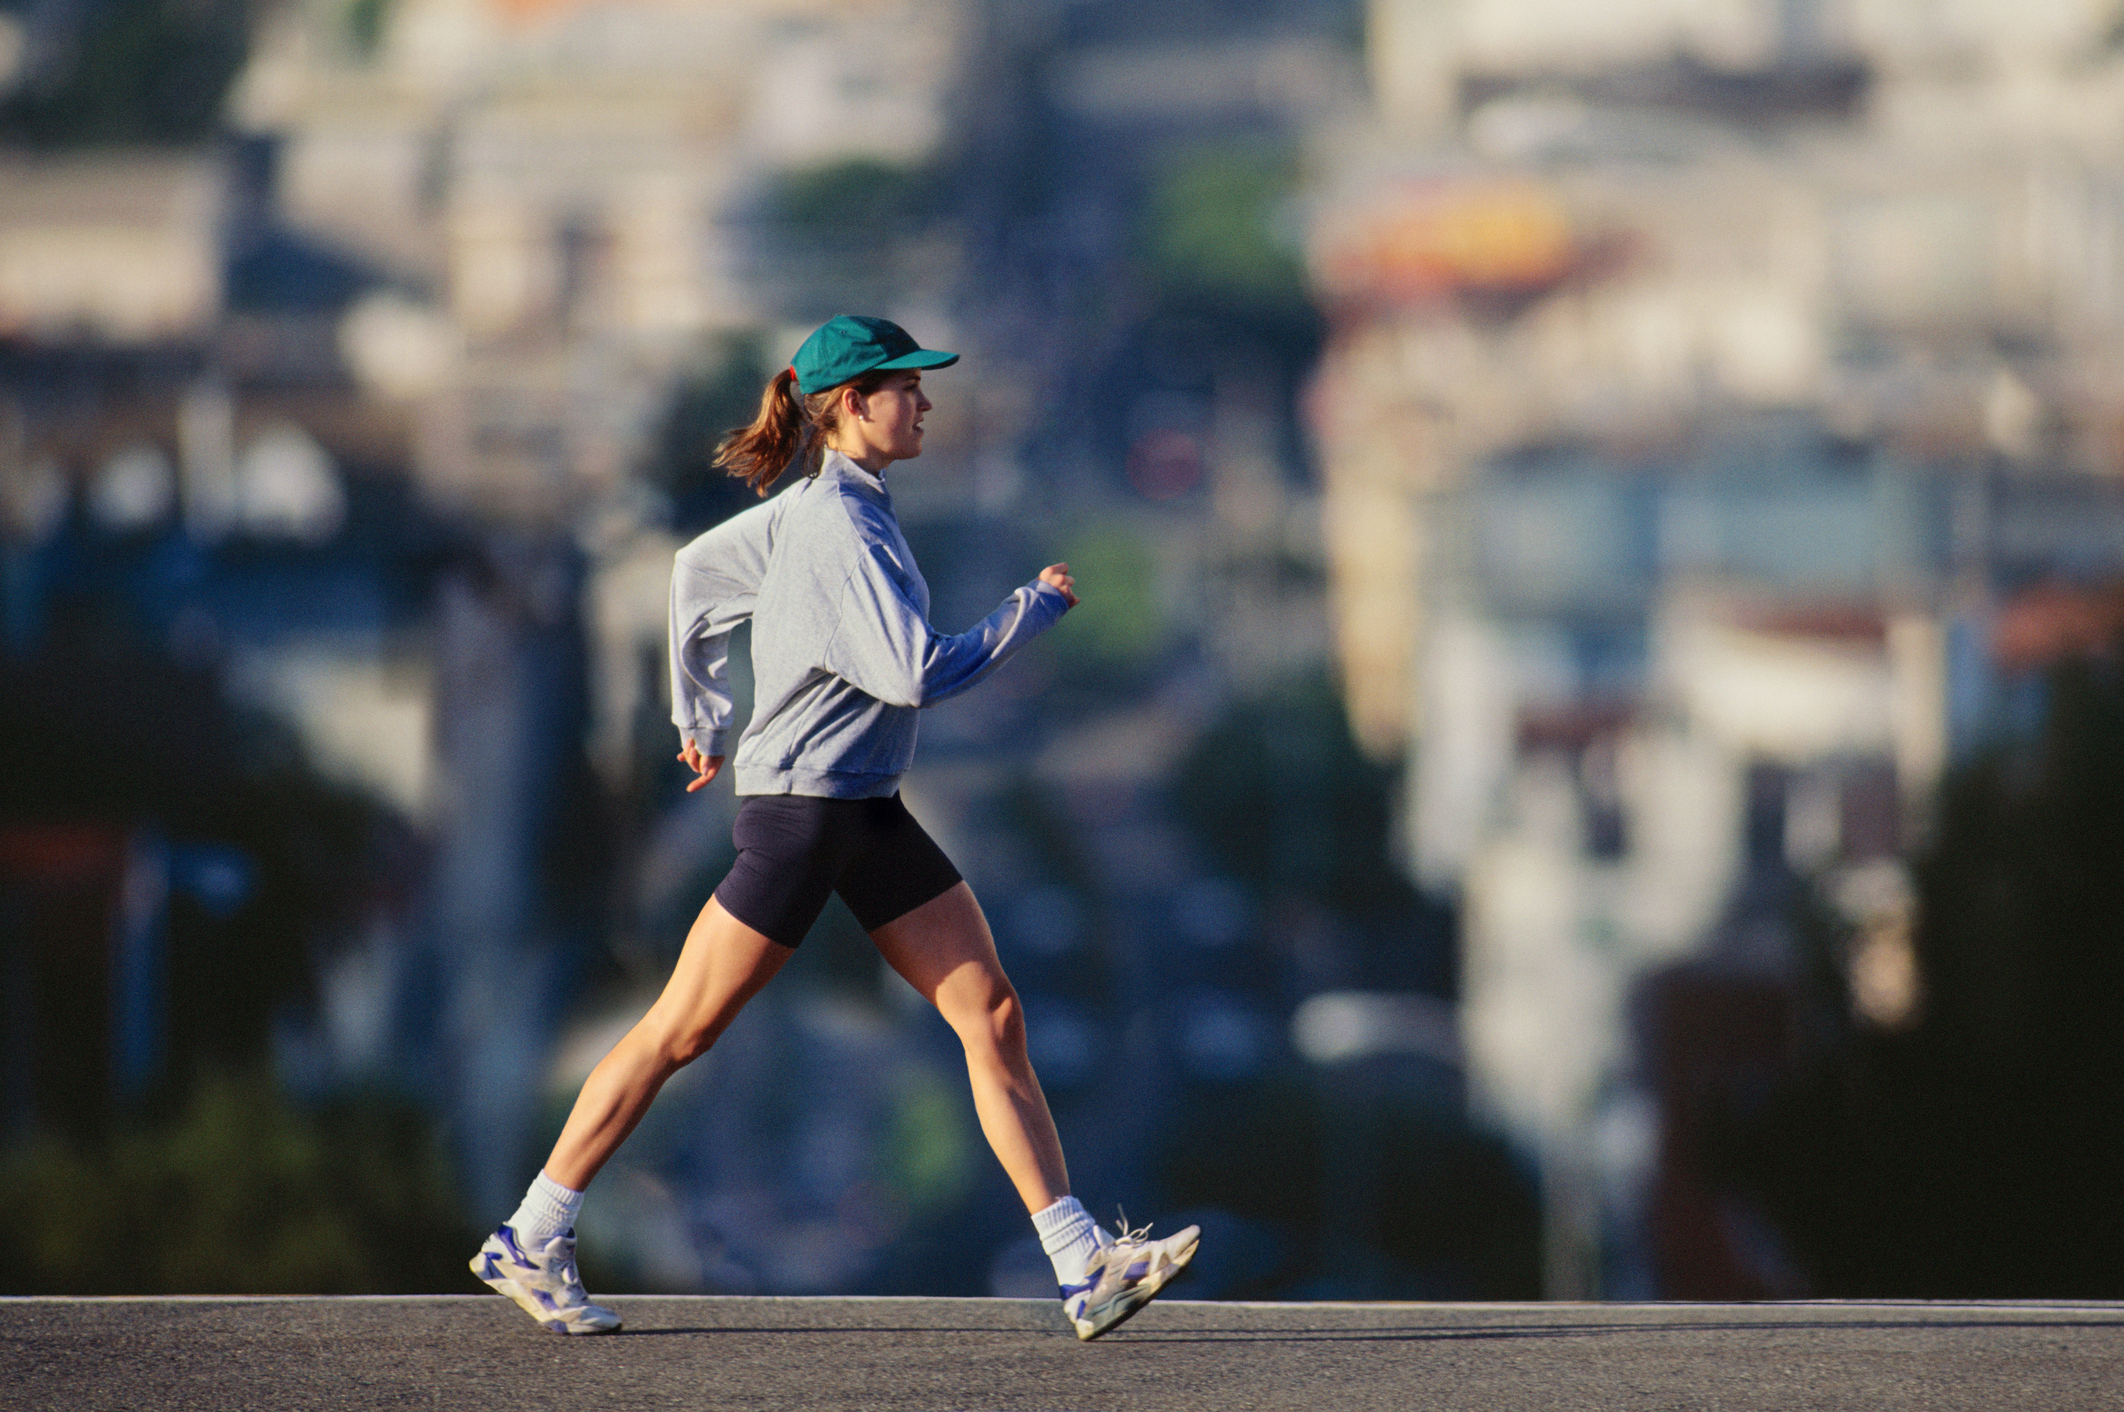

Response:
(821, 447), (887, 492)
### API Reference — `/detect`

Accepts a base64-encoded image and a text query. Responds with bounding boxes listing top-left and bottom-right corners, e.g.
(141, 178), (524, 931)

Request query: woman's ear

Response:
(841, 384), (869, 423)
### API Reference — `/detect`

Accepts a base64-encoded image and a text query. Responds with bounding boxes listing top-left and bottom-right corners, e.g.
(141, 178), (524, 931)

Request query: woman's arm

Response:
(668, 500), (776, 755)
(824, 544), (1073, 708)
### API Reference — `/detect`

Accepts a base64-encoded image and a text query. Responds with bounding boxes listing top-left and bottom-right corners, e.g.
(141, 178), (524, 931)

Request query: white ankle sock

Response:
(1033, 1196), (1108, 1288)
(507, 1170), (584, 1242)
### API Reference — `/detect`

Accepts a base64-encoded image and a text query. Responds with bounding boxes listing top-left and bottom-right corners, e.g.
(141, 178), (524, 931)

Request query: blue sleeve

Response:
(668, 500), (776, 751)
(823, 543), (1070, 708)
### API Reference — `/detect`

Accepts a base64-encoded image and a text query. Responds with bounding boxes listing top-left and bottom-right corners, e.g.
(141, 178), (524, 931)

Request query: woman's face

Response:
(836, 371), (931, 469)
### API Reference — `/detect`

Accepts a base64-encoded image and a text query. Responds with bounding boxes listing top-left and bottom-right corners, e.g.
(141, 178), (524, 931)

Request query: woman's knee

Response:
(635, 1010), (722, 1070)
(949, 983), (1028, 1062)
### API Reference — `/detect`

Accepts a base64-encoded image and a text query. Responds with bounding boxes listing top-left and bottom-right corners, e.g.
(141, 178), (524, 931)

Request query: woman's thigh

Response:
(639, 895), (794, 1054)
(868, 882), (1013, 1021)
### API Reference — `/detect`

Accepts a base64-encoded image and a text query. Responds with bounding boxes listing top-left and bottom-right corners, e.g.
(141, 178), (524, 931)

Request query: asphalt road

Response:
(6, 1295), (2122, 1411)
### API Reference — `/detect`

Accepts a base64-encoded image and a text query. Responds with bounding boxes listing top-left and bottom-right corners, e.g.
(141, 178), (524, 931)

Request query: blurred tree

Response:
(0, 643), (413, 1132)
(1170, 672), (1423, 921)
(1723, 642), (2124, 1296)
(647, 333), (778, 534)
(2, 1073), (470, 1293)
(1139, 143), (1310, 322)
(768, 158), (941, 239)
(1042, 523), (1163, 681)
(345, 0), (392, 56)
(0, 0), (249, 147)
(746, 159), (944, 319)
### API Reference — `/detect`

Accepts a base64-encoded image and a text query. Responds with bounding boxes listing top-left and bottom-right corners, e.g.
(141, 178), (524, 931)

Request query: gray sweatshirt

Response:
(668, 448), (1070, 798)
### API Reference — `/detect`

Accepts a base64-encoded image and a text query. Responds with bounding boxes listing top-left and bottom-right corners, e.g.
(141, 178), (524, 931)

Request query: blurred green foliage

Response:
(1727, 646), (2124, 1296)
(648, 332), (777, 532)
(1171, 673), (1419, 918)
(885, 1071), (975, 1220)
(751, 159), (943, 317)
(768, 159), (940, 238)
(1045, 524), (1163, 672)
(346, 0), (392, 56)
(2, 1073), (471, 1294)
(1140, 144), (1309, 317)
(1, 649), (415, 1135)
(0, 0), (249, 147)
(0, 589), (478, 1296)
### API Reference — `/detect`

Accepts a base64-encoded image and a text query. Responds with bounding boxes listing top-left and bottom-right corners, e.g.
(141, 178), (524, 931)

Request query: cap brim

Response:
(876, 348), (959, 371)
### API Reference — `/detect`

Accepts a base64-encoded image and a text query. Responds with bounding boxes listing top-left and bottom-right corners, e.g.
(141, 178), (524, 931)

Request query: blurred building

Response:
(1311, 0), (2124, 1295)
(0, 154), (225, 341)
(233, 0), (965, 522)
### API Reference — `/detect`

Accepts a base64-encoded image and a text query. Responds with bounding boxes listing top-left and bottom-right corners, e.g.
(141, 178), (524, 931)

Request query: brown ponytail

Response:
(714, 366), (898, 496)
(714, 368), (804, 495)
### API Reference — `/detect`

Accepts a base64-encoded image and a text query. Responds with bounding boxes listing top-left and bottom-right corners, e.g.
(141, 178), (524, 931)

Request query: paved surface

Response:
(5, 1295), (2122, 1411)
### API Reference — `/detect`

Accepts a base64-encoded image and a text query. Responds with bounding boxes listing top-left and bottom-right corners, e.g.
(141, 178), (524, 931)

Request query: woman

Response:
(471, 315), (1198, 1340)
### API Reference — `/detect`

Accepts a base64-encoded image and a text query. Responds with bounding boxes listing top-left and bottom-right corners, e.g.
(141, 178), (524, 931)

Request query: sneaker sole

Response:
(1074, 1231), (1199, 1341)
(471, 1252), (622, 1335)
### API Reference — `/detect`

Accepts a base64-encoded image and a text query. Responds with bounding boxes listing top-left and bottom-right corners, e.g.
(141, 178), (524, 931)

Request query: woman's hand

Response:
(678, 739), (725, 793)
(1038, 562), (1079, 607)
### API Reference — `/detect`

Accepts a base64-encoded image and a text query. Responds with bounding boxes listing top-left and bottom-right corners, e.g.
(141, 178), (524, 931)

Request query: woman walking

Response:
(471, 315), (1198, 1340)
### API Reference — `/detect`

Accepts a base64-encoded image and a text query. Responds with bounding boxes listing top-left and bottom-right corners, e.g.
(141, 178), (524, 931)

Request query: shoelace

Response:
(545, 1238), (590, 1303)
(1110, 1207), (1154, 1247)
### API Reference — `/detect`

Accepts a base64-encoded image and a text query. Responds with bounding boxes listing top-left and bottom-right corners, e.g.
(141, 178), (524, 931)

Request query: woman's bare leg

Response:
(543, 896), (793, 1191)
(869, 882), (1070, 1214)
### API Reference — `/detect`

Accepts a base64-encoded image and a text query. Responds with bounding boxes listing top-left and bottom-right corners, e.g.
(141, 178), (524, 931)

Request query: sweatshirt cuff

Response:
(1030, 580), (1071, 612)
(680, 726), (727, 755)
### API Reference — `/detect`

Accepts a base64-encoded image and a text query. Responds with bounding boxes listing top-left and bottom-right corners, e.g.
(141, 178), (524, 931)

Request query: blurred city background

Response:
(3, 0), (2123, 1302)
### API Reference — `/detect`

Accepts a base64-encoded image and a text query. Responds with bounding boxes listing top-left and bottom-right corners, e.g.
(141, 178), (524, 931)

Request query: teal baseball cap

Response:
(790, 315), (958, 395)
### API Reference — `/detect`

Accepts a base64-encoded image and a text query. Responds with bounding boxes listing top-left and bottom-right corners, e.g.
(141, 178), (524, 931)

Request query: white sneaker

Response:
(470, 1225), (622, 1334)
(1061, 1219), (1200, 1341)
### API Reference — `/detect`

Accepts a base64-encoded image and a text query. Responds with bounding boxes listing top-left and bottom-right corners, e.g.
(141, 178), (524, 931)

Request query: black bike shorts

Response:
(712, 792), (964, 948)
